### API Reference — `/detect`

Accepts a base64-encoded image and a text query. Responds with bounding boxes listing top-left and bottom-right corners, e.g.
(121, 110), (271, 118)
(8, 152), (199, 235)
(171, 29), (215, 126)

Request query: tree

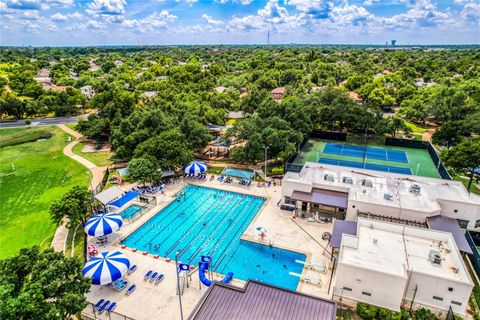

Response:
(432, 121), (466, 148)
(0, 247), (90, 320)
(442, 138), (480, 192)
(50, 186), (91, 262)
(126, 156), (160, 185)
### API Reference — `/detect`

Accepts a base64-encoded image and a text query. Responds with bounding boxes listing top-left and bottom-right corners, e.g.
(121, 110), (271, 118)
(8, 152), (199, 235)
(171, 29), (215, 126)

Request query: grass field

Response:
(0, 126), (87, 259)
(294, 139), (441, 179)
(71, 141), (112, 167)
(0, 127), (52, 148)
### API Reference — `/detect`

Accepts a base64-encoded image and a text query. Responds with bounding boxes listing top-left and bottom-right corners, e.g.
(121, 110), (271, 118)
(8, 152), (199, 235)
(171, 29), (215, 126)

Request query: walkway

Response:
(51, 124), (107, 253)
(422, 128), (436, 142)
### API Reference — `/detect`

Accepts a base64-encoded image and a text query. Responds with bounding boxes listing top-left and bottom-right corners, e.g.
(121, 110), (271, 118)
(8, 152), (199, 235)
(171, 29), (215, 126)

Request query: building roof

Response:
(214, 86), (227, 93)
(331, 220), (357, 248)
(228, 111), (244, 119)
(95, 186), (124, 205)
(427, 215), (473, 254)
(271, 87), (286, 94)
(142, 91), (158, 98)
(291, 188), (348, 208)
(188, 280), (337, 320)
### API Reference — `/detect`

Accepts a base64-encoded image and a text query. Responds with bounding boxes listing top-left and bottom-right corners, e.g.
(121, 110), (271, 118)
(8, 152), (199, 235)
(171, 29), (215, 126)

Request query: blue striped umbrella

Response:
(84, 213), (123, 237)
(184, 161), (207, 174)
(82, 251), (130, 285)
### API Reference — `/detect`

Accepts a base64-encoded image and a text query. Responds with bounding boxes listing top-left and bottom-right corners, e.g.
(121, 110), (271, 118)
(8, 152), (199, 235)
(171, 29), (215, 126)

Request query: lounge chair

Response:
(154, 274), (164, 284)
(126, 284), (136, 295)
(107, 302), (117, 313)
(217, 176), (224, 181)
(144, 270), (153, 280)
(127, 264), (137, 274)
(247, 180), (252, 186)
(97, 300), (110, 313)
(149, 272), (158, 283)
(267, 181), (272, 187)
(93, 299), (105, 310)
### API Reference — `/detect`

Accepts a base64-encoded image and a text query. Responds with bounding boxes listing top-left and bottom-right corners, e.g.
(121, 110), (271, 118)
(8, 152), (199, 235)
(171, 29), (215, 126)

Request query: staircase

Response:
(177, 271), (186, 295)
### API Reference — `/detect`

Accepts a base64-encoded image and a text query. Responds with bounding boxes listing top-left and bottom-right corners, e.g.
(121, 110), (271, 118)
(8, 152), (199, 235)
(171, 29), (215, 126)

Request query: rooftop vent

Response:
(342, 176), (353, 184)
(383, 193), (394, 201)
(429, 249), (442, 265)
(362, 179), (373, 188)
(409, 184), (421, 195)
(324, 174), (335, 182)
(373, 238), (378, 245)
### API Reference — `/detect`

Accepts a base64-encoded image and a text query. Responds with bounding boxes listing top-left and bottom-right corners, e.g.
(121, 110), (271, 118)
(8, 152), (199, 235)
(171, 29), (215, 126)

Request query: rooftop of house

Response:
(271, 86), (286, 94)
(339, 218), (472, 284)
(214, 86), (227, 93)
(142, 91), (158, 98)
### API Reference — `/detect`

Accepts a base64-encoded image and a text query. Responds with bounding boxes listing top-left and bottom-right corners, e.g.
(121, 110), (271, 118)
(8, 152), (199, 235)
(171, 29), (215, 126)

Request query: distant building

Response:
(142, 91), (158, 98)
(347, 91), (363, 103)
(89, 62), (100, 71)
(114, 60), (123, 67)
(80, 85), (96, 99)
(391, 40), (397, 46)
(42, 83), (67, 92)
(271, 87), (286, 100)
(214, 86), (227, 93)
(333, 218), (472, 316)
(227, 111), (244, 119)
(156, 76), (168, 81)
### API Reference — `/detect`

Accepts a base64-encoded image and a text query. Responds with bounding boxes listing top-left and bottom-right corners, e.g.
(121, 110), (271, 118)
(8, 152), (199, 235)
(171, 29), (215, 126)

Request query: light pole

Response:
(175, 250), (184, 320)
(264, 145), (269, 180)
(85, 171), (95, 213)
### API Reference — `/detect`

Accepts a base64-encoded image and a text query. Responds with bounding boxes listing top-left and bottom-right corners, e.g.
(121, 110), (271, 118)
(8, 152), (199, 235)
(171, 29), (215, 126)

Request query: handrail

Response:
(289, 217), (334, 259)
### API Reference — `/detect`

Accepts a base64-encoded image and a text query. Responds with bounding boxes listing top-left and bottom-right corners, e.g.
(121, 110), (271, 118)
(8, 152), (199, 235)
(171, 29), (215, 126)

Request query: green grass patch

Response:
(65, 123), (77, 130)
(452, 175), (480, 195)
(71, 141), (112, 167)
(0, 127), (52, 148)
(404, 121), (429, 134)
(0, 126), (88, 259)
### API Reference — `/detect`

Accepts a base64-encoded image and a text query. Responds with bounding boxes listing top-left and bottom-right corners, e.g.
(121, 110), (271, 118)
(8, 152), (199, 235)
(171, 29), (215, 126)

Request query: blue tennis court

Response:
(319, 158), (412, 175)
(323, 143), (408, 163)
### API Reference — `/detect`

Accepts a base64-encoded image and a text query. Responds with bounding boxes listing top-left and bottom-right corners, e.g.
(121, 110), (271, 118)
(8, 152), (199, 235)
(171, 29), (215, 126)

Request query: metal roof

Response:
(291, 188), (348, 208)
(427, 215), (473, 254)
(94, 186), (124, 205)
(330, 220), (357, 248)
(188, 280), (337, 320)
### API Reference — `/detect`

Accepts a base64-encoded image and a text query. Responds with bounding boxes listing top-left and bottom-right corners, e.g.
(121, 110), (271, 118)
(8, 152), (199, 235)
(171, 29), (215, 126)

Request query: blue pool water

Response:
(121, 185), (306, 290)
(119, 204), (144, 220)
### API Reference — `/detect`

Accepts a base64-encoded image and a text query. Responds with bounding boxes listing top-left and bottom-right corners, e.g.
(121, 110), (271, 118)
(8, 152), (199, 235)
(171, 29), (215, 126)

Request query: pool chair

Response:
(93, 299), (105, 310)
(97, 300), (110, 314)
(107, 302), (117, 313)
(149, 272), (158, 283)
(217, 176), (224, 181)
(144, 270), (153, 280)
(267, 181), (272, 187)
(126, 284), (136, 295)
(247, 180), (252, 186)
(127, 264), (137, 274)
(154, 274), (165, 284)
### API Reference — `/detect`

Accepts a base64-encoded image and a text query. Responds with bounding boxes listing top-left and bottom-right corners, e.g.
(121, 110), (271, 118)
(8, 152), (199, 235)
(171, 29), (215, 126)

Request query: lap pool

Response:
(120, 184), (306, 290)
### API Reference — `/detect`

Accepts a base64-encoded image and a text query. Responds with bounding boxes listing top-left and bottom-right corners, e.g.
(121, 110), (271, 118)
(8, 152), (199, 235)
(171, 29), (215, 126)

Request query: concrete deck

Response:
(82, 177), (336, 320)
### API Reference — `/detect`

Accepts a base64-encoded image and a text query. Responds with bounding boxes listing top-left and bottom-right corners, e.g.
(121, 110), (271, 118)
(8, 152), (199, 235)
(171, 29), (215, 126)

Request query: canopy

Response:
(184, 161), (207, 174)
(221, 168), (254, 180)
(84, 212), (123, 237)
(427, 215), (473, 254)
(95, 186), (124, 205)
(82, 251), (130, 285)
(330, 220), (357, 248)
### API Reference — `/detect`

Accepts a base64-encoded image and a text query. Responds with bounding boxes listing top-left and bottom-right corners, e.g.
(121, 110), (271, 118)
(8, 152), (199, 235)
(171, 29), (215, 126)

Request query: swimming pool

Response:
(121, 185), (306, 290)
(119, 204), (144, 220)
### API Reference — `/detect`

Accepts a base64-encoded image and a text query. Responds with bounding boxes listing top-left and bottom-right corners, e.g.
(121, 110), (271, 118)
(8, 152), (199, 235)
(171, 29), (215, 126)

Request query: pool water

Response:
(121, 185), (306, 290)
(119, 204), (144, 220)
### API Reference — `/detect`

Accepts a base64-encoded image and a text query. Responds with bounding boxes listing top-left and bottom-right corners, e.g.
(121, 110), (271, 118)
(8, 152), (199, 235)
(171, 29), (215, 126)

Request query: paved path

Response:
(422, 128), (436, 142)
(0, 115), (86, 128)
(51, 124), (107, 253)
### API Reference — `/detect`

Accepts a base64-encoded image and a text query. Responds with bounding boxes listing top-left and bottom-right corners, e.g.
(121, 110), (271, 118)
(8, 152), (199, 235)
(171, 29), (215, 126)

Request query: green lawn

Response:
(0, 127), (52, 148)
(404, 120), (429, 134)
(453, 175), (480, 195)
(71, 141), (112, 167)
(0, 126), (88, 259)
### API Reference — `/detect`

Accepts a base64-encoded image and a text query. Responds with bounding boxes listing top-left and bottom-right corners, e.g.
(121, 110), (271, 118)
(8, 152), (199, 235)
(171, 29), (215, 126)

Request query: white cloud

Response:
(121, 10), (177, 32)
(363, 0), (379, 5)
(51, 12), (67, 21)
(87, 0), (126, 16)
(202, 14), (223, 26)
(5, 0), (41, 11)
(216, 0), (253, 4)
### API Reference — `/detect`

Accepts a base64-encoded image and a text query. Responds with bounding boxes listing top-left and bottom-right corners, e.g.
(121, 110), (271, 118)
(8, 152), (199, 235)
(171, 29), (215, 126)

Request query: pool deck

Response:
(82, 177), (335, 320)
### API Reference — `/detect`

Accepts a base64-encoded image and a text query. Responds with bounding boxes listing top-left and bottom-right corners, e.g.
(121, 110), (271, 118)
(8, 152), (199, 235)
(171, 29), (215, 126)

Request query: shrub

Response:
(413, 308), (437, 320)
(25, 119), (31, 125)
(271, 166), (284, 175)
(357, 303), (378, 320)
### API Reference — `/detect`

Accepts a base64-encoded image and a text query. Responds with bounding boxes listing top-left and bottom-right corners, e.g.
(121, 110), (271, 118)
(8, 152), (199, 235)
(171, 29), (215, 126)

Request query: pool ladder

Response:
(177, 271), (187, 296)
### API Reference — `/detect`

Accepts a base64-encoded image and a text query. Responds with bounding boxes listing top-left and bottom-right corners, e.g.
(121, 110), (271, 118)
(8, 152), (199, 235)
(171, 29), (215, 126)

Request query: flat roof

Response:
(188, 280), (337, 320)
(339, 218), (471, 283)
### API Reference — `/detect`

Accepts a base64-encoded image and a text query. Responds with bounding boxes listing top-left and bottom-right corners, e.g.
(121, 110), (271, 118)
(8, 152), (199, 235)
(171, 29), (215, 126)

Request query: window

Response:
(284, 196), (295, 205)
(342, 287), (352, 292)
(456, 219), (469, 229)
(475, 220), (480, 228)
(433, 296), (443, 301)
(451, 301), (462, 306)
(362, 291), (372, 296)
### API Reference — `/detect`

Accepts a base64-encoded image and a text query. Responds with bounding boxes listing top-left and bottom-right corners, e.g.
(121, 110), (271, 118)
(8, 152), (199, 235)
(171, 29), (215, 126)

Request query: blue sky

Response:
(0, 0), (479, 46)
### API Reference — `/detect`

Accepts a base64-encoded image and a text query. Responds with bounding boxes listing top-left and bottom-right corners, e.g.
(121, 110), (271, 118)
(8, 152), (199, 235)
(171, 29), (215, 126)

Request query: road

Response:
(0, 116), (82, 128)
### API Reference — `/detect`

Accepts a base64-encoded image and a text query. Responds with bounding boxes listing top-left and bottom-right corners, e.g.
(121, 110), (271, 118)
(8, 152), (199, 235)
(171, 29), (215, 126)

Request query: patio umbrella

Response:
(184, 161), (207, 174)
(84, 212), (123, 237)
(256, 227), (267, 233)
(82, 251), (130, 285)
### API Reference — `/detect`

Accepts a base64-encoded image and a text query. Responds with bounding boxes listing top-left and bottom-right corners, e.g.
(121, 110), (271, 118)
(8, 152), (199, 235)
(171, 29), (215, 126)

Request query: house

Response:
(347, 91), (363, 103)
(156, 76), (168, 81)
(227, 111), (244, 119)
(80, 85), (96, 99)
(188, 280), (337, 320)
(34, 68), (51, 83)
(333, 218), (473, 316)
(271, 87), (286, 100)
(214, 86), (227, 93)
(114, 60), (123, 67)
(142, 91), (158, 98)
(89, 62), (100, 71)
(42, 83), (66, 92)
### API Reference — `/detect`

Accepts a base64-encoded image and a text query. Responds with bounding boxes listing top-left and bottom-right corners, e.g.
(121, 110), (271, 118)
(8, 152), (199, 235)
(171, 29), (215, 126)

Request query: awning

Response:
(291, 188), (348, 208)
(221, 168), (254, 180)
(427, 215), (473, 254)
(95, 186), (124, 205)
(330, 220), (357, 248)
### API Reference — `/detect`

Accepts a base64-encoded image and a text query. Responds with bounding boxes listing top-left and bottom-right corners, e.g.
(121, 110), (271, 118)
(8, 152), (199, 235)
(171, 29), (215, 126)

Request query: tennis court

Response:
(294, 139), (440, 179)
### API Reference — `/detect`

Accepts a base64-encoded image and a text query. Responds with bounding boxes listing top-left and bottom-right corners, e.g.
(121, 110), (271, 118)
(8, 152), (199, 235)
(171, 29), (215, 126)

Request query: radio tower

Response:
(267, 28), (270, 45)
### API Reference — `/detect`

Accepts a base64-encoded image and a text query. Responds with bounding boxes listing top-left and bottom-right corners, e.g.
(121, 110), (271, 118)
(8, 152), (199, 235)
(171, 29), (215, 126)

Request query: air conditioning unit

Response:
(383, 193), (394, 201)
(429, 249), (442, 265)
(362, 179), (373, 188)
(373, 238), (378, 245)
(342, 176), (353, 184)
(409, 184), (421, 195)
(324, 174), (335, 182)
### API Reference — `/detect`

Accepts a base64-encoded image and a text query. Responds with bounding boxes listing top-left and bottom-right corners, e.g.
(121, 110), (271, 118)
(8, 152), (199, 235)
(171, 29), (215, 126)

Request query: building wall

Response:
(437, 199), (480, 229)
(333, 263), (407, 312)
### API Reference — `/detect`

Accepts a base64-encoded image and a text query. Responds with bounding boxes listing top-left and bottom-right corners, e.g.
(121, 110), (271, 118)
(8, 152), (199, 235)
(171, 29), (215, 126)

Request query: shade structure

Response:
(84, 212), (123, 237)
(82, 251), (130, 285)
(184, 161), (207, 174)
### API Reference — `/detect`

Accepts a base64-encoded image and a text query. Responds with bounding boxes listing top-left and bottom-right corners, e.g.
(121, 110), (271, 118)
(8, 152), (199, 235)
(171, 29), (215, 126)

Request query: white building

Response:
(80, 85), (96, 99)
(281, 162), (480, 229)
(333, 218), (473, 316)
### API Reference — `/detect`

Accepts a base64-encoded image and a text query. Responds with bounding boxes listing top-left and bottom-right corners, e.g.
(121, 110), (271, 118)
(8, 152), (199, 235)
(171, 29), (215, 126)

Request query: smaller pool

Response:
(119, 204), (144, 220)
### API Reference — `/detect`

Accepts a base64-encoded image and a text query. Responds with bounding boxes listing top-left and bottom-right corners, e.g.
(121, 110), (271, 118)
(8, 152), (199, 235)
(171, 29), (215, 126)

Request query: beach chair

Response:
(97, 300), (110, 314)
(247, 180), (252, 186)
(217, 176), (224, 181)
(126, 284), (136, 295)
(267, 181), (272, 187)
(107, 302), (117, 313)
(144, 270), (153, 280)
(93, 299), (105, 310)
(127, 264), (137, 274)
(149, 272), (158, 283)
(154, 274), (164, 284)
